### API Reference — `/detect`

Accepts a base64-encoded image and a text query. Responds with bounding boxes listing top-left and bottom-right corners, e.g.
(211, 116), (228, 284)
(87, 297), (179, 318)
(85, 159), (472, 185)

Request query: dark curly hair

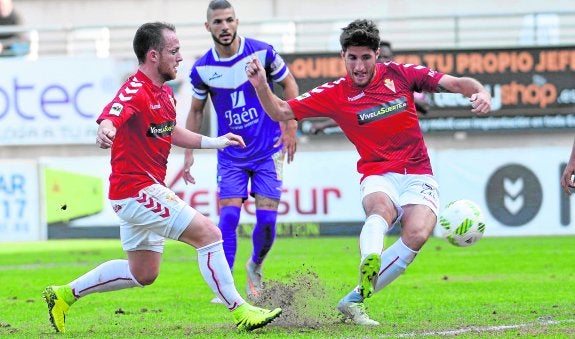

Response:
(339, 19), (380, 52)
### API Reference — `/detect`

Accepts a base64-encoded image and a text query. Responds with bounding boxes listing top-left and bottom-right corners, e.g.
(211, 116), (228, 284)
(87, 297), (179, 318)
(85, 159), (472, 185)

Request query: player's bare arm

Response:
(245, 58), (296, 122)
(278, 120), (298, 163)
(276, 72), (299, 163)
(183, 97), (207, 185)
(561, 139), (575, 194)
(172, 126), (246, 150)
(437, 75), (491, 114)
(96, 119), (116, 149)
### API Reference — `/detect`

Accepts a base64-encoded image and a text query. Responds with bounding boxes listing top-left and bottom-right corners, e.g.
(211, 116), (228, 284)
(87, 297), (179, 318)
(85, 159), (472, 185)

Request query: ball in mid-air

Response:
(439, 199), (486, 247)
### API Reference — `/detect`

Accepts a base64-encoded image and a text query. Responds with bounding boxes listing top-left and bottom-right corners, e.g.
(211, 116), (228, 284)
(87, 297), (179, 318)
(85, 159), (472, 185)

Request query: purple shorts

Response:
(217, 149), (284, 201)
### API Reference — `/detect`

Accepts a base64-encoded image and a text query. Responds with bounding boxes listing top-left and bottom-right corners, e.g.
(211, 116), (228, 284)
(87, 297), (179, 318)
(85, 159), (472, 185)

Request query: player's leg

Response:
(337, 174), (399, 325)
(339, 205), (436, 326)
(209, 198), (241, 304)
(252, 196), (279, 264)
(374, 174), (439, 291)
(374, 203), (435, 293)
(217, 158), (250, 271)
(42, 255), (147, 334)
(339, 174), (438, 325)
(246, 153), (283, 300)
(337, 193), (396, 325)
(218, 199), (243, 269)
(43, 185), (170, 333)
(213, 158), (248, 303)
(246, 195), (279, 300)
(177, 200), (282, 330)
(357, 175), (399, 299)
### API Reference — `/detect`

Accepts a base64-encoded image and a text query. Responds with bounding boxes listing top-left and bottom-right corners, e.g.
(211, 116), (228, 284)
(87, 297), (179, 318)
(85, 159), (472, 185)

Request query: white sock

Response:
(374, 238), (418, 293)
(359, 214), (388, 261)
(69, 259), (141, 299)
(197, 241), (245, 310)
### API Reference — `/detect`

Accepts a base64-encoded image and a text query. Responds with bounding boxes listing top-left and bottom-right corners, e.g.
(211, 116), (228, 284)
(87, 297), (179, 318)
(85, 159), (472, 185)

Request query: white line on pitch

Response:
(380, 318), (575, 337)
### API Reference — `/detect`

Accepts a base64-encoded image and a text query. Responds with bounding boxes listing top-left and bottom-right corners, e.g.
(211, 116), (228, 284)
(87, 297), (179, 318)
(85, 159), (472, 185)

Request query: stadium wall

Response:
(16, 0), (575, 28)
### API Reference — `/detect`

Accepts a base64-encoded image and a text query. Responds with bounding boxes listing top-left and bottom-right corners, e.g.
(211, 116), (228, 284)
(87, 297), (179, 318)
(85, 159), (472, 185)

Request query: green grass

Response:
(1, 236), (574, 338)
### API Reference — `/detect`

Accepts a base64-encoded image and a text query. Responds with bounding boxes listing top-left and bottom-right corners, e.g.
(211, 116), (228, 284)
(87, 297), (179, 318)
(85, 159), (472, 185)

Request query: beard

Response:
(212, 31), (237, 47)
(160, 71), (175, 83)
(158, 61), (176, 82)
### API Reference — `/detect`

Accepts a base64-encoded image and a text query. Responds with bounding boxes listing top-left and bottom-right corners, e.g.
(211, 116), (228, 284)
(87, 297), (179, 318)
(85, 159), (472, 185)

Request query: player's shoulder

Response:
(378, 62), (418, 80)
(299, 76), (346, 99)
(114, 73), (149, 105)
(192, 50), (213, 68)
(242, 37), (277, 55)
(379, 61), (406, 73)
(243, 37), (271, 48)
(383, 60), (433, 74)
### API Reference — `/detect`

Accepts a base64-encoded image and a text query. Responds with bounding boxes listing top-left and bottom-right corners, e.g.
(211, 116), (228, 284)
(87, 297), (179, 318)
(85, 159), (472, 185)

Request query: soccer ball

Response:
(439, 199), (486, 247)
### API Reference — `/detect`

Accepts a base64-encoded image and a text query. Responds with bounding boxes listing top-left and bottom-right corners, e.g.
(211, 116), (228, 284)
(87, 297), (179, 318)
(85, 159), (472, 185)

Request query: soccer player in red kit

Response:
(245, 19), (491, 325)
(42, 22), (281, 334)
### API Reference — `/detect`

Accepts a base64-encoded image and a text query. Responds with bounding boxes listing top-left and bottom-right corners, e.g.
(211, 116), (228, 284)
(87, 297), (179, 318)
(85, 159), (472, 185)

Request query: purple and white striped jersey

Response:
(190, 36), (290, 161)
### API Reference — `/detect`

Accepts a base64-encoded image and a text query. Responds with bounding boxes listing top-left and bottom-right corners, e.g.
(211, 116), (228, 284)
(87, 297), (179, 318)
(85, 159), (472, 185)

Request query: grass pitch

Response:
(0, 235), (574, 338)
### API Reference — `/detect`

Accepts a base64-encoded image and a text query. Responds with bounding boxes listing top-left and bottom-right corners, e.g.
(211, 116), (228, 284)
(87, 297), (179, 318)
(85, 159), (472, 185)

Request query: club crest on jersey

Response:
(384, 79), (396, 93)
(109, 103), (123, 116)
(231, 90), (246, 108)
(356, 96), (408, 125)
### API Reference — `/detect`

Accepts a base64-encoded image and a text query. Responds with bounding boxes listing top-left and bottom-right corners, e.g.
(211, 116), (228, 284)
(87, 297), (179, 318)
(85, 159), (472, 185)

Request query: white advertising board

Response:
(434, 147), (575, 236)
(40, 150), (365, 227)
(167, 150), (364, 223)
(0, 160), (44, 241)
(0, 57), (193, 146)
(0, 57), (132, 145)
(31, 146), (575, 239)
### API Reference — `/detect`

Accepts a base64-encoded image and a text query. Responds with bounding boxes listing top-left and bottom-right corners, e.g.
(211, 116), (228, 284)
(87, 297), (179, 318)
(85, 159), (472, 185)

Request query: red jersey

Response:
(97, 70), (177, 199)
(288, 62), (444, 181)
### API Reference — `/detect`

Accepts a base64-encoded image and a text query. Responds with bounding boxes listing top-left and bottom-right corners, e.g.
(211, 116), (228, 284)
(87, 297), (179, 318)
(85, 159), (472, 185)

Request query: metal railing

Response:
(1, 11), (575, 60)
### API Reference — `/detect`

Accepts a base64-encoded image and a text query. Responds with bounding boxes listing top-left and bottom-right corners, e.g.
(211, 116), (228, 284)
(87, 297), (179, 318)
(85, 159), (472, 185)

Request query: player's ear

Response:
(148, 49), (158, 63)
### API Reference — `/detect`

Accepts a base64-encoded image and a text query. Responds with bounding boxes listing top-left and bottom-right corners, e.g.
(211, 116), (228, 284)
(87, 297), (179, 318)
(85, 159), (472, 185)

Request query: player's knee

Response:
(219, 206), (241, 230)
(133, 271), (159, 286)
(255, 209), (278, 228)
(403, 227), (433, 250)
(180, 220), (222, 247)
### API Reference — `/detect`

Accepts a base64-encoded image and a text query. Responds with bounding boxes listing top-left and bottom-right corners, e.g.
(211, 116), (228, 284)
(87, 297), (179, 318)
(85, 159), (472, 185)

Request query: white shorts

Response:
(110, 184), (197, 253)
(360, 173), (440, 226)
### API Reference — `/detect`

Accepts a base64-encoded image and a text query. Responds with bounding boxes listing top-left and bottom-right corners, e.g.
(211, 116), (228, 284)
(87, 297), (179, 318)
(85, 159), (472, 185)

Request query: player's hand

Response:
(96, 122), (116, 149)
(245, 58), (267, 89)
(560, 164), (575, 195)
(275, 120), (297, 163)
(221, 132), (246, 148)
(183, 149), (196, 185)
(470, 91), (491, 115)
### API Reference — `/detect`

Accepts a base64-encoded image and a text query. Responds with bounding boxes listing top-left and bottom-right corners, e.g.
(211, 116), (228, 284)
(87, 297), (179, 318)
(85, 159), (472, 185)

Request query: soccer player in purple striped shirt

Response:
(183, 0), (299, 303)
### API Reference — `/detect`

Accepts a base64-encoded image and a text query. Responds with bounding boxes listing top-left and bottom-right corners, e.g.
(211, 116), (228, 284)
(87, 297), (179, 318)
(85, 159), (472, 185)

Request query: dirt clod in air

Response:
(252, 268), (340, 329)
